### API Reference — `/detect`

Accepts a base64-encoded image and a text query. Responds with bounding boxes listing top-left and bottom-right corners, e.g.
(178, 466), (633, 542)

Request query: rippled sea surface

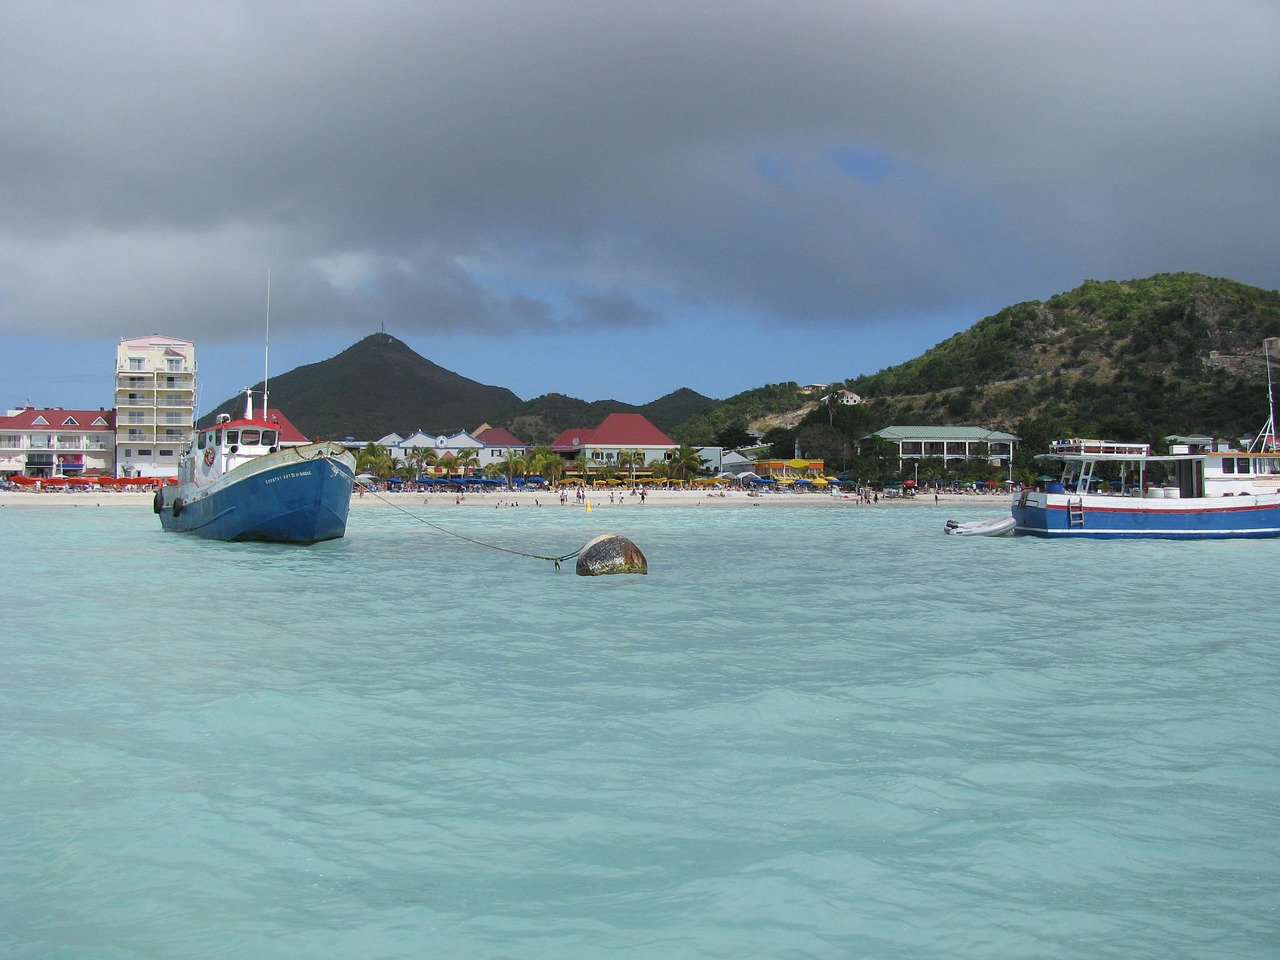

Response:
(3, 499), (1278, 959)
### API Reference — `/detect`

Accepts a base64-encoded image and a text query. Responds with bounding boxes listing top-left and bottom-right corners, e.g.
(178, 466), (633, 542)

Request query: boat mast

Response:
(1253, 337), (1279, 452)
(262, 269), (271, 422)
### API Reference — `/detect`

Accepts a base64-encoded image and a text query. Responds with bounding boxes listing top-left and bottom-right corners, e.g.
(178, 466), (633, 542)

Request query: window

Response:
(225, 430), (238, 445)
(262, 431), (277, 446)
(159, 449), (174, 457)
(138, 448), (152, 456)
(128, 357), (145, 371)
(240, 430), (260, 445)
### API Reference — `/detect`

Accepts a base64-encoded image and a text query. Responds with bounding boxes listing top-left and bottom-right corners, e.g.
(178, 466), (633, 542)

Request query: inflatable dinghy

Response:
(944, 516), (1016, 537)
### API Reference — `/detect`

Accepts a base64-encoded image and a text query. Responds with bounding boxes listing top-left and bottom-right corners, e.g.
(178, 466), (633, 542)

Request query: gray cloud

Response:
(2, 0), (1277, 349)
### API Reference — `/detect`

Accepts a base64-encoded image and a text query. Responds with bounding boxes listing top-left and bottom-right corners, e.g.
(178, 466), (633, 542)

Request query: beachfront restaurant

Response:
(752, 457), (827, 490)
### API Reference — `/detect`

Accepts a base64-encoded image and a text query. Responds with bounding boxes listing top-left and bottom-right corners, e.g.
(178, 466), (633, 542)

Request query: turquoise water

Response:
(3, 501), (1278, 959)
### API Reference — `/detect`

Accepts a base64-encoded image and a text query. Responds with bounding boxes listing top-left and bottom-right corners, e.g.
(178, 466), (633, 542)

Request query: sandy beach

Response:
(0, 487), (1010, 510)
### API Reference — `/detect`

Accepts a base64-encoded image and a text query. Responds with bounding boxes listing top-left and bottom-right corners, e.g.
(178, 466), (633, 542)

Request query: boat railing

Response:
(1049, 439), (1151, 457)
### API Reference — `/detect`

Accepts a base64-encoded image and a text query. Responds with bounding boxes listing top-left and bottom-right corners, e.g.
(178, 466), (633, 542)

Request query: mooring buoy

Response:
(576, 533), (648, 576)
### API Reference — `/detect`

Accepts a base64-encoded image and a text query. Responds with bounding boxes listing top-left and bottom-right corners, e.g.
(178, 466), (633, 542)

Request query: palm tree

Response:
(452, 447), (480, 481)
(526, 446), (563, 486)
(356, 442), (394, 478)
(667, 444), (706, 484)
(418, 447), (441, 481)
(618, 448), (643, 486)
(572, 452), (592, 485)
(499, 449), (526, 486)
(405, 445), (431, 479)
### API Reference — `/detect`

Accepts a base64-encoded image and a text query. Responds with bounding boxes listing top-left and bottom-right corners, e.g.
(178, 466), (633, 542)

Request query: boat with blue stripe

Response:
(1012, 340), (1280, 539)
(156, 388), (356, 544)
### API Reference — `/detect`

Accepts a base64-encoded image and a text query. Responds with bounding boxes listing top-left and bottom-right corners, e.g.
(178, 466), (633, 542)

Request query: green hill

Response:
(502, 388), (717, 445)
(200, 273), (1280, 456)
(201, 332), (717, 443)
(841, 273), (1280, 439)
(201, 333), (523, 439)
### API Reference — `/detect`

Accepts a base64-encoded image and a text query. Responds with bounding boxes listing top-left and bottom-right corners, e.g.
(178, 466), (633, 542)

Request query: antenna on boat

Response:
(262, 269), (271, 422)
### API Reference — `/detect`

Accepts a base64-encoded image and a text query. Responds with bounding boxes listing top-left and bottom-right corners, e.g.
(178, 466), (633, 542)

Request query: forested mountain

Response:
(201, 274), (1280, 462)
(200, 333), (523, 439)
(200, 332), (716, 443)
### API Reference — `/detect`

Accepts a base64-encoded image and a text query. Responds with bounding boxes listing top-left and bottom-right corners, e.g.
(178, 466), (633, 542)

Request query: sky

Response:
(3, 1), (1278, 416)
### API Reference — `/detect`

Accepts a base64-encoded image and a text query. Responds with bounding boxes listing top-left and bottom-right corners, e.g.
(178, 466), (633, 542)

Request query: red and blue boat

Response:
(1011, 436), (1280, 539)
(155, 389), (356, 543)
(1012, 338), (1280, 540)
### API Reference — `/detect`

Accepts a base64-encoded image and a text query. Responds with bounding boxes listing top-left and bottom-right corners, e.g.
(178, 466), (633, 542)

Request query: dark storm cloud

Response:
(2, 0), (1277, 345)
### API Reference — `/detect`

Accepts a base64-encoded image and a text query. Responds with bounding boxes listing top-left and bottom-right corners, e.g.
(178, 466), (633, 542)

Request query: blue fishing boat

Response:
(155, 388), (356, 543)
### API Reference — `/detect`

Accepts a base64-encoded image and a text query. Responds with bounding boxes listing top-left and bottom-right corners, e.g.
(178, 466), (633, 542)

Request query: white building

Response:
(378, 429), (487, 476)
(114, 335), (197, 479)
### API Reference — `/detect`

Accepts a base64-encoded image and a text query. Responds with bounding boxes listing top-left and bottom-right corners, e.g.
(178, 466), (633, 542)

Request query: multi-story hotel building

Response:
(114, 335), (197, 478)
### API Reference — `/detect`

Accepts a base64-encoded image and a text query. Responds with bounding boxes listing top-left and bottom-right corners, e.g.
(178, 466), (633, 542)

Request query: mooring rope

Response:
(355, 482), (581, 570)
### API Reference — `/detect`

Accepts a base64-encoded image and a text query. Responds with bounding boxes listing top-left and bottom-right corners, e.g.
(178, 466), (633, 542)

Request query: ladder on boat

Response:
(1067, 497), (1085, 528)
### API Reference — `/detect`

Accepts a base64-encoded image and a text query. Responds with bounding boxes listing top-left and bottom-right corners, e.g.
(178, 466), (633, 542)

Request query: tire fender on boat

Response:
(172, 497), (184, 518)
(153, 490), (164, 514)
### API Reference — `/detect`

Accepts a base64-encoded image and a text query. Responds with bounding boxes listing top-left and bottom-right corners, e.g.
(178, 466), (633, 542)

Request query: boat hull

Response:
(158, 443), (355, 544)
(1011, 490), (1280, 539)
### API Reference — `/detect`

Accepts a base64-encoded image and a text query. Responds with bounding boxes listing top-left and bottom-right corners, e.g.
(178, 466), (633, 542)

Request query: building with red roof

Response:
(552, 413), (677, 478)
(473, 424), (530, 474)
(0, 407), (117, 478)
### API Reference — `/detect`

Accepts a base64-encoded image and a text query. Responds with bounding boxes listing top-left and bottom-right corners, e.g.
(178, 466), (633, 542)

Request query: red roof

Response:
(266, 409), (309, 444)
(588, 413), (674, 446)
(552, 413), (674, 450)
(552, 428), (590, 449)
(0, 407), (115, 430)
(211, 408), (309, 444)
(475, 426), (526, 447)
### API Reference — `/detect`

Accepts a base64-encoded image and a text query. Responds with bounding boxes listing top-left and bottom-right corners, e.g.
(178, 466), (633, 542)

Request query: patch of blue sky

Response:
(829, 144), (896, 183)
(753, 152), (793, 185)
